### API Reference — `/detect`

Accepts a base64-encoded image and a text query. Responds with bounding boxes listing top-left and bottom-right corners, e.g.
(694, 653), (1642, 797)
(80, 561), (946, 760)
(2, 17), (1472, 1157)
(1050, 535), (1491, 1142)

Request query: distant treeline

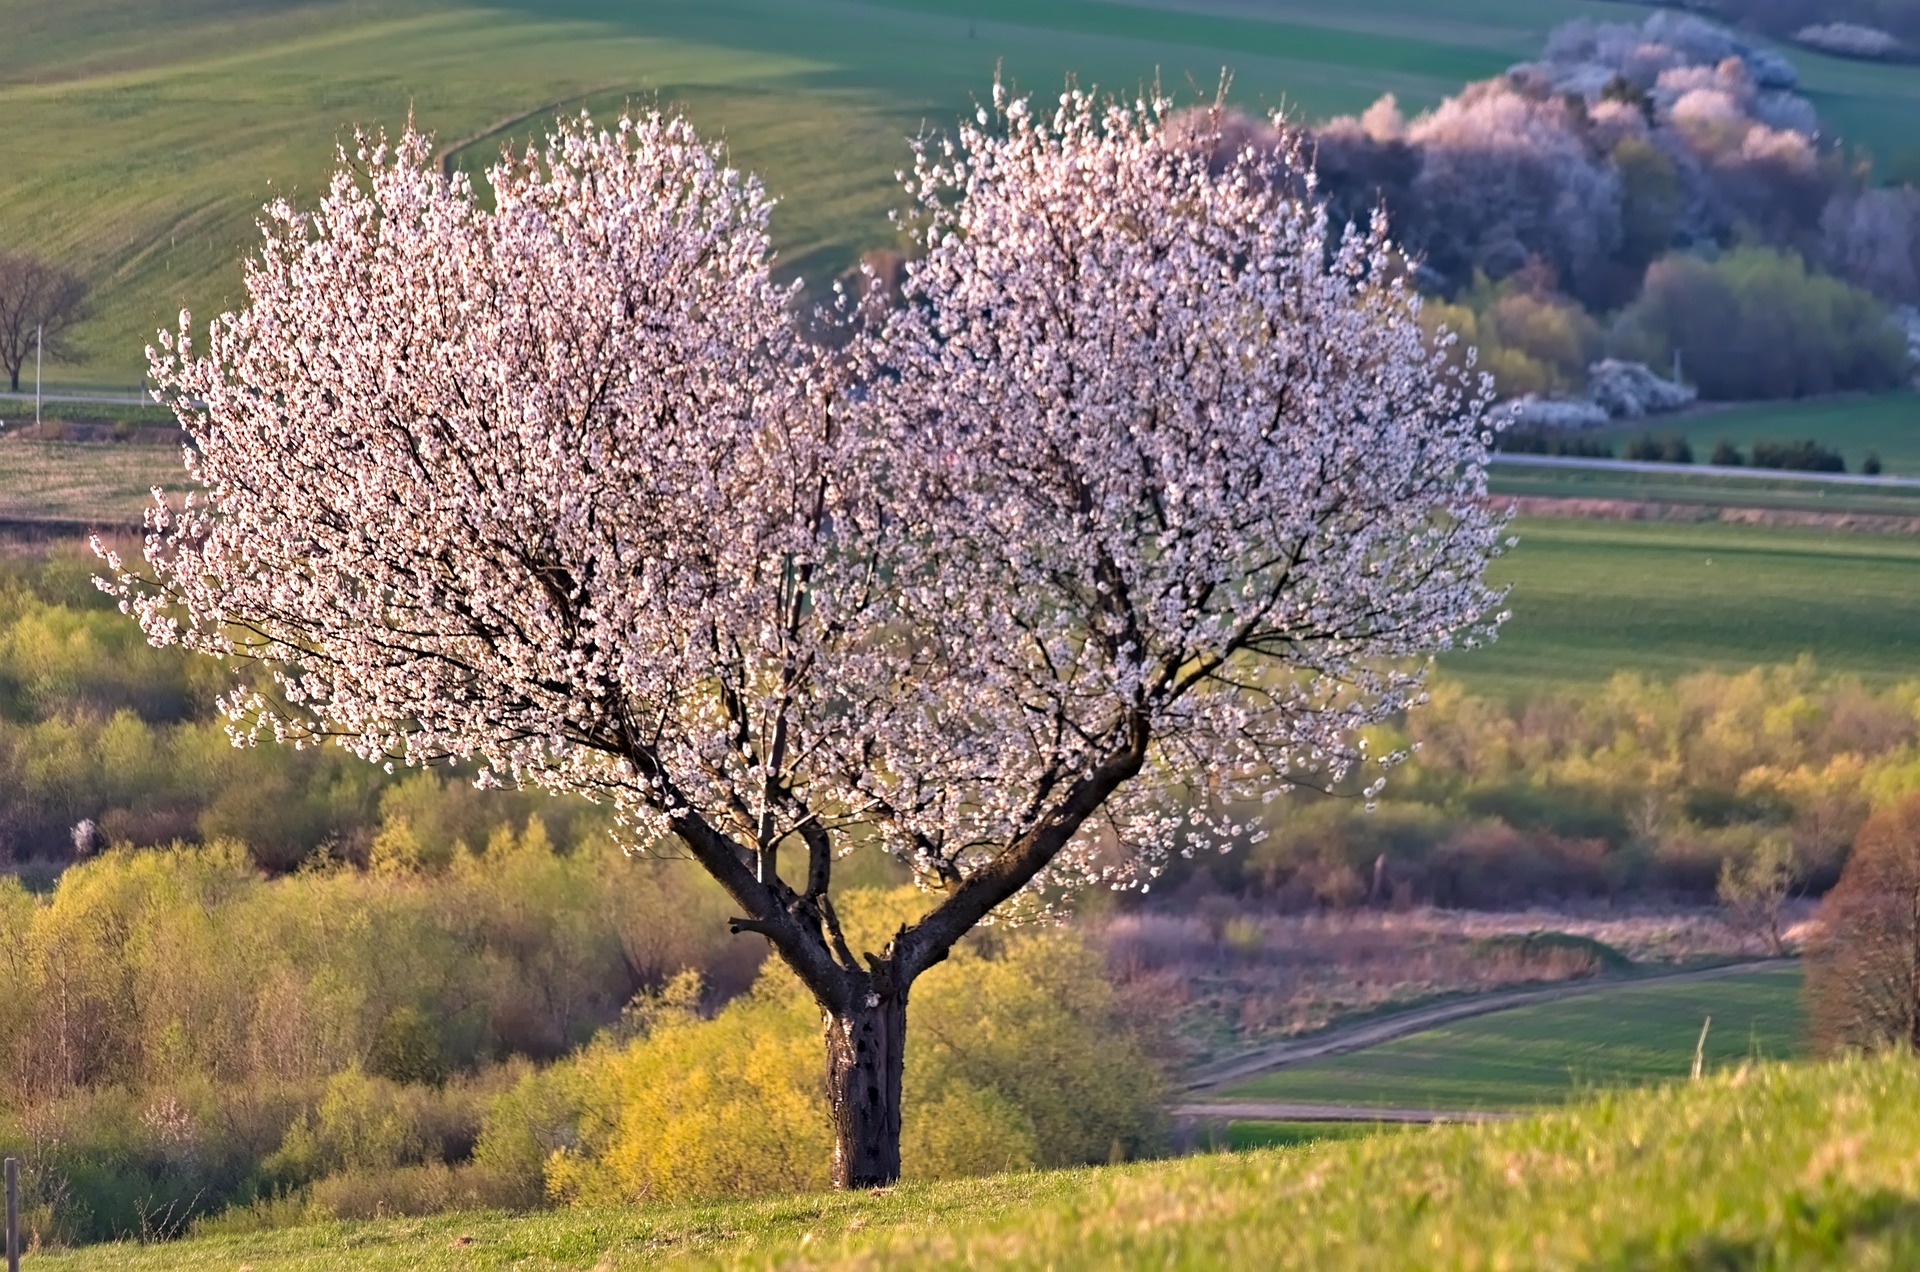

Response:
(1170, 662), (1919, 910)
(1182, 13), (1919, 404)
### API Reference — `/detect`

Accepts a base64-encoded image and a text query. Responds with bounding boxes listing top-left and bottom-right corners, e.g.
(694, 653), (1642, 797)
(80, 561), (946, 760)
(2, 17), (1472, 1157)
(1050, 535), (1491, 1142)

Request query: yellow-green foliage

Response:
(0, 830), (746, 1096)
(0, 829), (752, 1242)
(1241, 662), (1920, 906)
(529, 891), (1166, 1204)
(1423, 275), (1602, 399)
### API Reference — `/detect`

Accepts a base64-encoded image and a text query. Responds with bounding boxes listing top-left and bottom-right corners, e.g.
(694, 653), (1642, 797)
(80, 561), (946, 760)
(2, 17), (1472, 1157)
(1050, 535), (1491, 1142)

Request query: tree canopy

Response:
(103, 93), (1505, 1184)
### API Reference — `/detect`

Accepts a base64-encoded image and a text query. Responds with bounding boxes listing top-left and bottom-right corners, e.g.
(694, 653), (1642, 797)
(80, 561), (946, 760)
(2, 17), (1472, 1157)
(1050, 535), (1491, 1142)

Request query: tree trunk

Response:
(824, 985), (906, 1188)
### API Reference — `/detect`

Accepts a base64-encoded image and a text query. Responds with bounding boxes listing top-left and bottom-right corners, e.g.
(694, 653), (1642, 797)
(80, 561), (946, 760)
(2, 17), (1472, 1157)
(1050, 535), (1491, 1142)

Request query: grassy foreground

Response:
(1221, 964), (1804, 1110)
(43, 1054), (1920, 1270)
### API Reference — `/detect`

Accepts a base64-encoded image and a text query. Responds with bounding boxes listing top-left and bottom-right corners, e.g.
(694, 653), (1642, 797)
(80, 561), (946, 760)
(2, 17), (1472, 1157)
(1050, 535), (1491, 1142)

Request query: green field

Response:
(1446, 517), (1920, 695)
(35, 1054), (1920, 1269)
(1593, 393), (1920, 477)
(4, 0), (1917, 386)
(1216, 965), (1804, 1111)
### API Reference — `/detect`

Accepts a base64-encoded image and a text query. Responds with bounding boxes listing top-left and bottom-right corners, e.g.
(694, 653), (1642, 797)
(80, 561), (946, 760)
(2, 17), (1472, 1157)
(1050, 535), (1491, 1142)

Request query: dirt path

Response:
(1182, 958), (1788, 1096)
(1171, 1100), (1511, 1124)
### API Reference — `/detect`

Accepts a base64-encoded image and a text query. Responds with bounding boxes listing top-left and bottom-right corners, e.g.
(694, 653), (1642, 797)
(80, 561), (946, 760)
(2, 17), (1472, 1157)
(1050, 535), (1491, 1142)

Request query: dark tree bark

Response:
(671, 714), (1150, 1188)
(824, 977), (907, 1188)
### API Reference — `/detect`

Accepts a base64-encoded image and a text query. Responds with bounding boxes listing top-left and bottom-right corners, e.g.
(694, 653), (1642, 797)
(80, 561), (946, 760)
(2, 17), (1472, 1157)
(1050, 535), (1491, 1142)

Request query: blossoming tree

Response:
(104, 94), (1505, 1188)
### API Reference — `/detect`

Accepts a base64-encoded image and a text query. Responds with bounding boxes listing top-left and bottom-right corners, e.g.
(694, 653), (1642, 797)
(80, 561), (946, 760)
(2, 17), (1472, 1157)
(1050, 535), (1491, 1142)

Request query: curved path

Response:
(1182, 958), (1788, 1098)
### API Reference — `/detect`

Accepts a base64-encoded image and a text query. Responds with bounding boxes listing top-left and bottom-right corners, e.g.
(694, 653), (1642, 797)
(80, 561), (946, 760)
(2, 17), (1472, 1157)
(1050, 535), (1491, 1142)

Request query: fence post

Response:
(5, 1154), (17, 1272)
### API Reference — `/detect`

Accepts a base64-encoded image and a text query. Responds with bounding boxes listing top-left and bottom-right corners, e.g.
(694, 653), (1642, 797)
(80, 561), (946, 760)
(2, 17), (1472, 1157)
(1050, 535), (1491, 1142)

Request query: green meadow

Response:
(4, 0), (1918, 386)
(37, 1052), (1920, 1271)
(1216, 964), (1805, 1111)
(1445, 517), (1920, 695)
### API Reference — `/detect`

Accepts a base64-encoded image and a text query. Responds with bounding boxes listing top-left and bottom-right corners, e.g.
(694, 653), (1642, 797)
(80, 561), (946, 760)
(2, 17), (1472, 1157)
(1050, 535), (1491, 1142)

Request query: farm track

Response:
(1182, 958), (1788, 1098)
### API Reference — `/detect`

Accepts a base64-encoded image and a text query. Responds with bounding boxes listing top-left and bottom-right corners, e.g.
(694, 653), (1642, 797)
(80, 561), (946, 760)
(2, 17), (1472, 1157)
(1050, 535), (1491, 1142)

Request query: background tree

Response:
(104, 99), (1504, 1187)
(1806, 794), (1920, 1054)
(1715, 831), (1796, 955)
(0, 252), (89, 393)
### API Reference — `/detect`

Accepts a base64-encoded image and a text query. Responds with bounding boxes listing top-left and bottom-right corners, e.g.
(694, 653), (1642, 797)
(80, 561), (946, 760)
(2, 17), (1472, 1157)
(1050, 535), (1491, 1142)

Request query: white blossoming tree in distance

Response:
(102, 92), (1506, 1187)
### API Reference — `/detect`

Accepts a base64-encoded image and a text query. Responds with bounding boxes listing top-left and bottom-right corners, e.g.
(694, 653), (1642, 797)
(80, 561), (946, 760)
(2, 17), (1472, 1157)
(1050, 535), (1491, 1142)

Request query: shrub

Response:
(1806, 794), (1920, 1053)
(1792, 23), (1905, 60)
(1624, 432), (1693, 463)
(1750, 438), (1845, 471)
(1610, 248), (1909, 400)
(539, 894), (1167, 1203)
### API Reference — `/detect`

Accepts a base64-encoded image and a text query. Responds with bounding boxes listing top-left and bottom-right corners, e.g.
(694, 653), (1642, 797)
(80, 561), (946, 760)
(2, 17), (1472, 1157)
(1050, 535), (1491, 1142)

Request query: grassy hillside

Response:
(38, 1053), (1920, 1269)
(1447, 517), (1920, 695)
(4, 0), (1915, 386)
(1218, 964), (1804, 1110)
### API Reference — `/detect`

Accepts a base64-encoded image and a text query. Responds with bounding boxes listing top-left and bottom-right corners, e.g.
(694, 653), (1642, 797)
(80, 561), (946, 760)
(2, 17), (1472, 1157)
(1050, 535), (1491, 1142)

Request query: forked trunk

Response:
(825, 986), (906, 1188)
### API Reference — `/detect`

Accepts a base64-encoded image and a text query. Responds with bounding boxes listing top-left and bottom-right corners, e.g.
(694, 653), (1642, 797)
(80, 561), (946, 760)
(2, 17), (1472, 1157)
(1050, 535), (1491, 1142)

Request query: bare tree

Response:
(1806, 794), (1920, 1053)
(101, 100), (1505, 1186)
(0, 253), (90, 393)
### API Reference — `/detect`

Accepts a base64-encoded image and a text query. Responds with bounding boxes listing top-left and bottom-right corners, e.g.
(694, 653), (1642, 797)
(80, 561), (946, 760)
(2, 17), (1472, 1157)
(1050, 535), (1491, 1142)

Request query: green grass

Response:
(4, 0), (1915, 386)
(1445, 517), (1920, 695)
(1219, 1119), (1398, 1151)
(1592, 393), (1920, 477)
(1217, 965), (1804, 1111)
(36, 1053), (1920, 1269)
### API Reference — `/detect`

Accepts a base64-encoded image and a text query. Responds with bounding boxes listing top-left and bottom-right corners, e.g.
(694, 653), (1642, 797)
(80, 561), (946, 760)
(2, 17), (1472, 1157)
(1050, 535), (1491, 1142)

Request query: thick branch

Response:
(892, 711), (1150, 982)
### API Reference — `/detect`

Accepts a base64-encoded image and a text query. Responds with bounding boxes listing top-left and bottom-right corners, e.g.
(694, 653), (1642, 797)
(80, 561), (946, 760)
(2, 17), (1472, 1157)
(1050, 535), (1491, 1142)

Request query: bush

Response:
(1498, 429), (1614, 458)
(1624, 432), (1693, 463)
(1750, 438), (1845, 471)
(1424, 277), (1601, 400)
(539, 893), (1168, 1204)
(1610, 248), (1910, 400)
(1806, 794), (1920, 1053)
(1791, 23), (1905, 60)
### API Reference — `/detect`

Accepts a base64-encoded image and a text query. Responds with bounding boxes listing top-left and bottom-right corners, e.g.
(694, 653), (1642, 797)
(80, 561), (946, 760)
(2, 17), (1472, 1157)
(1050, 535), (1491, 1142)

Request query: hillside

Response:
(38, 1054), (1920, 1270)
(3, 0), (1918, 386)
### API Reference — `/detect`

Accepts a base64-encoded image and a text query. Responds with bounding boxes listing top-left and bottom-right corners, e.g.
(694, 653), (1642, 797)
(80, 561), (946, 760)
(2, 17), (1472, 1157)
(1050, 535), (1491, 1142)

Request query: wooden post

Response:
(5, 1154), (18, 1272)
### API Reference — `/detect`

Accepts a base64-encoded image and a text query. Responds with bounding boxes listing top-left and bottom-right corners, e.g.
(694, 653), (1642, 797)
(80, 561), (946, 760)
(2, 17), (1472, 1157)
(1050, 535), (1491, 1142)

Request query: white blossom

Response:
(101, 95), (1504, 1018)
